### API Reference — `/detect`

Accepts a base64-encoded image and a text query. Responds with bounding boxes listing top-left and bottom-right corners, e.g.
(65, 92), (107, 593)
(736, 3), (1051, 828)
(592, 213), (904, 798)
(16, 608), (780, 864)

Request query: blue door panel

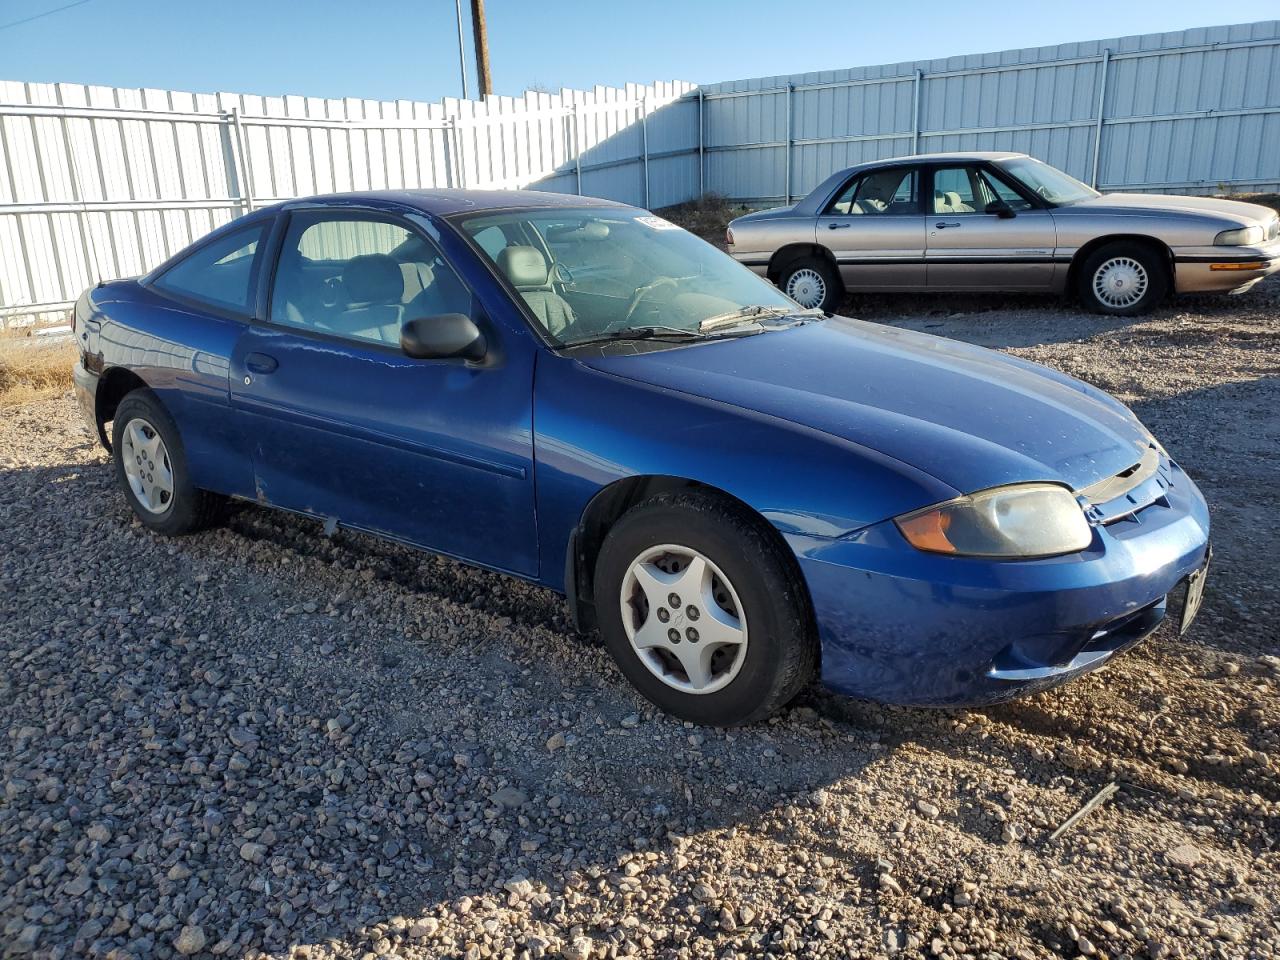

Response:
(228, 325), (538, 576)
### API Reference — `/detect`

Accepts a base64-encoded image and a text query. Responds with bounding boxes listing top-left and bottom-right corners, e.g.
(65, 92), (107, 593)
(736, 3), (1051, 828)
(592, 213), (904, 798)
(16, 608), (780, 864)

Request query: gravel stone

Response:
(2, 273), (1279, 958)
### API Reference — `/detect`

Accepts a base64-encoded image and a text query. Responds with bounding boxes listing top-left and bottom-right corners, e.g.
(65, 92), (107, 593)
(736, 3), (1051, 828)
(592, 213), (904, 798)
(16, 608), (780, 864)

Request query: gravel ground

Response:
(1, 280), (1278, 960)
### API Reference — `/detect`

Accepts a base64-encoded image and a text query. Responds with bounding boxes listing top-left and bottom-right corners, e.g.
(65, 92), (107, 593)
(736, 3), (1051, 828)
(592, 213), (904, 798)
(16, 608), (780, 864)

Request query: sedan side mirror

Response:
(401, 313), (487, 362)
(985, 200), (1017, 219)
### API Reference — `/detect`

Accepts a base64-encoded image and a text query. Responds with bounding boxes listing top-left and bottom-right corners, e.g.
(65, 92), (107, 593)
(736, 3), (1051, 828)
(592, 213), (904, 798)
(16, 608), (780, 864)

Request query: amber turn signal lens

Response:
(1209, 262), (1266, 271)
(896, 509), (956, 554)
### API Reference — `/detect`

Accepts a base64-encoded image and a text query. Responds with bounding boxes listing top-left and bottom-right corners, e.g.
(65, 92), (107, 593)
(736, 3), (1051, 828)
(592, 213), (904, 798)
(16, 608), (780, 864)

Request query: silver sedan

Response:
(726, 151), (1280, 315)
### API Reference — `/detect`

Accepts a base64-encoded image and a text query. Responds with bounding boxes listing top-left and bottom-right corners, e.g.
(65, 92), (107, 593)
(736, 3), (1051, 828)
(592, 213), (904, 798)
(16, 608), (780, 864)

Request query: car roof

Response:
(270, 188), (630, 218)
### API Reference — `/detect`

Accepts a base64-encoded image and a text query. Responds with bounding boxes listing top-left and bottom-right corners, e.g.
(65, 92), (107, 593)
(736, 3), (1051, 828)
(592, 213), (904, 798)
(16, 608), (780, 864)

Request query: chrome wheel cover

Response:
(619, 544), (748, 695)
(785, 268), (826, 309)
(1092, 256), (1149, 308)
(120, 417), (174, 514)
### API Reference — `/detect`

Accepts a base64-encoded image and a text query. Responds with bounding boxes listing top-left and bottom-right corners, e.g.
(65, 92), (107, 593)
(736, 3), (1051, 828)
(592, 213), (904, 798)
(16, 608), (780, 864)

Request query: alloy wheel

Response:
(619, 544), (748, 695)
(1092, 256), (1149, 309)
(120, 417), (174, 514)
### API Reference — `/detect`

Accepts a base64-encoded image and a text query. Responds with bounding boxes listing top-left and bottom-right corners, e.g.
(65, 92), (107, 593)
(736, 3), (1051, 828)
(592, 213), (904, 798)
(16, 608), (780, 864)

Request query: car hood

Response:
(579, 318), (1154, 496)
(1067, 192), (1277, 225)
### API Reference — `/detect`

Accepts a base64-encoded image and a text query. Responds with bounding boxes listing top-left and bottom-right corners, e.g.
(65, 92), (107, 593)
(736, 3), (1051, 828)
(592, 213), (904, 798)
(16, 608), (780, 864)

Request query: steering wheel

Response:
(621, 276), (680, 325)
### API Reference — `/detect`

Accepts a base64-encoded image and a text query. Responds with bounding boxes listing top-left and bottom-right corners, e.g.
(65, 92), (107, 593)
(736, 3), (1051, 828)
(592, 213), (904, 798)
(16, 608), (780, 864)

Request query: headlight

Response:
(1214, 225), (1265, 246)
(895, 483), (1092, 558)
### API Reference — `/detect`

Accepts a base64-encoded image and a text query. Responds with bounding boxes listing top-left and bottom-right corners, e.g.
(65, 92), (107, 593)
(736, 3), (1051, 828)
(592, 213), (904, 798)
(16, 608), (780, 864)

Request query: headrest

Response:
(343, 254), (404, 304)
(497, 246), (549, 288)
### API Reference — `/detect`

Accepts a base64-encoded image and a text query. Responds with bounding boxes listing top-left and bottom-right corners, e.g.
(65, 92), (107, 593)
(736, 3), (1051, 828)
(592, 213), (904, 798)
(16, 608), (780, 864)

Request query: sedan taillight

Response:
(725, 227), (735, 247)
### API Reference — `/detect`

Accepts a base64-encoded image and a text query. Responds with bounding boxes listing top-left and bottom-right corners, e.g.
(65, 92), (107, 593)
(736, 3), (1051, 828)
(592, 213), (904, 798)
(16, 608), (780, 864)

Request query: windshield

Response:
(456, 207), (805, 345)
(997, 157), (1099, 206)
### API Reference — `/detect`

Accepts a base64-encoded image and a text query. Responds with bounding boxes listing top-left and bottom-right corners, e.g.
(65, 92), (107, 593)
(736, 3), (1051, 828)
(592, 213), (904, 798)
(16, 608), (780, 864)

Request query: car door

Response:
(924, 164), (1058, 290)
(815, 166), (925, 290)
(228, 207), (539, 577)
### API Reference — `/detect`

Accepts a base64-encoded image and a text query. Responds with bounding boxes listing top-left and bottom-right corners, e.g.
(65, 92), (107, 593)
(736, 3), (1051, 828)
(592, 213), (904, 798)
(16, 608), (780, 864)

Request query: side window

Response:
(932, 167), (981, 214)
(977, 170), (1035, 212)
(153, 223), (265, 314)
(471, 225), (509, 260)
(825, 169), (917, 215)
(269, 214), (472, 347)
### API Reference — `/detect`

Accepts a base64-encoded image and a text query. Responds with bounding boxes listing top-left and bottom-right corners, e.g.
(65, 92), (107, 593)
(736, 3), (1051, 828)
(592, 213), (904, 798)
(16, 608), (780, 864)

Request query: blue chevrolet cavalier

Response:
(71, 189), (1211, 725)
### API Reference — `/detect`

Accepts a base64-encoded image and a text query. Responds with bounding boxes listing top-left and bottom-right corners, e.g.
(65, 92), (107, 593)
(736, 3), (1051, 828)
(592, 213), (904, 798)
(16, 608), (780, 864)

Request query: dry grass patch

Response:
(658, 193), (752, 248)
(0, 332), (76, 405)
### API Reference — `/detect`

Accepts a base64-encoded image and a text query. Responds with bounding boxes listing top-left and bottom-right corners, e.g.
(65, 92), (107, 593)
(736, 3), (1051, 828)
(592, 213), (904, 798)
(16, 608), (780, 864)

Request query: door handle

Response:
(245, 352), (278, 374)
(828, 222), (852, 229)
(935, 221), (962, 229)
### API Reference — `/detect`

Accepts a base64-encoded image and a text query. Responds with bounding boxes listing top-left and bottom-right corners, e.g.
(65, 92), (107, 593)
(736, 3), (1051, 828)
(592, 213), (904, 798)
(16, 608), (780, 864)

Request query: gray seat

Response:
(497, 246), (576, 337)
(326, 254), (405, 344)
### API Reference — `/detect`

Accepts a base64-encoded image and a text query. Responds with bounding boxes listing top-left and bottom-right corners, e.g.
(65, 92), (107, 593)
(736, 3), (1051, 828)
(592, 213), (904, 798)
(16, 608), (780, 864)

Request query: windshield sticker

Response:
(636, 215), (680, 230)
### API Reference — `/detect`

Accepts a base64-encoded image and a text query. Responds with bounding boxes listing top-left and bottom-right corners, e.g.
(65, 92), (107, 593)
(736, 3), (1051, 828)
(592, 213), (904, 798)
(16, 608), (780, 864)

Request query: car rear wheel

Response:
(594, 492), (817, 725)
(778, 257), (840, 312)
(111, 389), (224, 535)
(1078, 242), (1168, 316)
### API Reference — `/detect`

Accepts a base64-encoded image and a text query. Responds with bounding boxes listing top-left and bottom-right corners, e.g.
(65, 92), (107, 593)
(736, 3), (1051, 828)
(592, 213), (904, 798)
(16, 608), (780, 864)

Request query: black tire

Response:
(110, 388), (224, 535)
(777, 256), (842, 312)
(594, 492), (818, 726)
(1077, 241), (1169, 316)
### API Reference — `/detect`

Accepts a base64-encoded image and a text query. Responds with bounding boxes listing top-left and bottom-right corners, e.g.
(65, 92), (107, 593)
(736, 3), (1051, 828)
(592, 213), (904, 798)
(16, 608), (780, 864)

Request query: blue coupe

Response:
(71, 189), (1211, 725)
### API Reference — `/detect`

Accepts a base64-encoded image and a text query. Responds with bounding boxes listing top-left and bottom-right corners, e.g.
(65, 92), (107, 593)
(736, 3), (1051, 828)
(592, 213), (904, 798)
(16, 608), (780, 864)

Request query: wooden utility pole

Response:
(470, 0), (492, 97)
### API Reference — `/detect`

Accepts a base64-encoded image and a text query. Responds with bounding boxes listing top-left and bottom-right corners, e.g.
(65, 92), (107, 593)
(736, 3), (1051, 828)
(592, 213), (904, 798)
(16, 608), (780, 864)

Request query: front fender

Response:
(532, 353), (957, 591)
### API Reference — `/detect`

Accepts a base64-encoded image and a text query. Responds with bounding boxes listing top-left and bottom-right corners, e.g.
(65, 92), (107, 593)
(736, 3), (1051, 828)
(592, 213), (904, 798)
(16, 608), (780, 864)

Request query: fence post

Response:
(641, 96), (650, 208)
(697, 88), (705, 198)
(1090, 48), (1111, 189)
(911, 70), (923, 154)
(573, 103), (583, 195)
(784, 84), (793, 204)
(227, 108), (254, 212)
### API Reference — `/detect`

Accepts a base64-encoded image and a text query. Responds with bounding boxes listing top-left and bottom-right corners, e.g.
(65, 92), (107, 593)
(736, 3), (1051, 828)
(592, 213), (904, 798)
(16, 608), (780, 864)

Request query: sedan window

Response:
(827, 169), (917, 215)
(270, 214), (472, 348)
(152, 223), (266, 315)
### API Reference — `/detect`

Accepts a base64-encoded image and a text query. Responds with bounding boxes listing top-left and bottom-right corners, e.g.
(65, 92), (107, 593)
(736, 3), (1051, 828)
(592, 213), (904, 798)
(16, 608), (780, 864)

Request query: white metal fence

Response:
(3, 18), (1279, 330)
(0, 79), (697, 327)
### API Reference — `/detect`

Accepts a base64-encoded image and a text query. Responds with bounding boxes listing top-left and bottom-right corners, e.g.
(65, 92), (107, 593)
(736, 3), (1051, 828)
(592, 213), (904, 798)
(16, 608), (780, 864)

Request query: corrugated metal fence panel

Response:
(5, 20), (1280, 327)
(700, 19), (1280, 202)
(0, 77), (697, 326)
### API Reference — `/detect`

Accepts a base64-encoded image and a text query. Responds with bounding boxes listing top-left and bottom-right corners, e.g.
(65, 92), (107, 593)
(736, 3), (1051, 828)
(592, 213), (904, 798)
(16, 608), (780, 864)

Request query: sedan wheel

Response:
(620, 544), (748, 695)
(594, 492), (817, 725)
(1078, 241), (1167, 316)
(1091, 257), (1148, 310)
(779, 257), (840, 312)
(785, 268), (827, 310)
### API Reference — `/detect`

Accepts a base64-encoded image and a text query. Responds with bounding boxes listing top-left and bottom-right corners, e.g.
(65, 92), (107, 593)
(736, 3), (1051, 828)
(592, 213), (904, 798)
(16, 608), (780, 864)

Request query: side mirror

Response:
(401, 313), (487, 362)
(986, 200), (1016, 219)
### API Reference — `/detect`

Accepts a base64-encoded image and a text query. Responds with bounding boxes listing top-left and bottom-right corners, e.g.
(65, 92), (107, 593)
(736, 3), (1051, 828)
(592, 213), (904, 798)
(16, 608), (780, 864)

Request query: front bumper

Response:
(1174, 239), (1280, 294)
(794, 459), (1210, 706)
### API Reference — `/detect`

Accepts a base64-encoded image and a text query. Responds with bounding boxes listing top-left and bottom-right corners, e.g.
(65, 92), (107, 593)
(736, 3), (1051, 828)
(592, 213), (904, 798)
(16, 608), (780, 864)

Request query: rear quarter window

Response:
(152, 223), (267, 315)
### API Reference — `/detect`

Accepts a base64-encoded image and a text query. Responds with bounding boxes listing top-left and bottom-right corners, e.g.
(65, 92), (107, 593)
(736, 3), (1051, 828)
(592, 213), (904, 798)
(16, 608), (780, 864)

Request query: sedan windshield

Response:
(456, 208), (810, 345)
(997, 157), (1099, 206)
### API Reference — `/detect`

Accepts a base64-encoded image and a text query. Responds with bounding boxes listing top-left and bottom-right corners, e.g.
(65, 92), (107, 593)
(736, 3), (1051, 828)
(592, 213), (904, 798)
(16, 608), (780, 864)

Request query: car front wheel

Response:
(111, 389), (224, 535)
(778, 257), (841, 312)
(594, 493), (817, 725)
(1078, 242), (1168, 315)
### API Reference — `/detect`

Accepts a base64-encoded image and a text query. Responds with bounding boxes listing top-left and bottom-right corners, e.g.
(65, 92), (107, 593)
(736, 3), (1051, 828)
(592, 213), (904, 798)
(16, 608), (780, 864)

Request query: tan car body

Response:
(727, 152), (1280, 300)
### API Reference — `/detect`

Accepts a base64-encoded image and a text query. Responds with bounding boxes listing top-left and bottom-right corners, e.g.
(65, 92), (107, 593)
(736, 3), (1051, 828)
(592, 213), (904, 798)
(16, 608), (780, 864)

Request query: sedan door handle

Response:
(245, 352), (278, 374)
(934, 221), (962, 229)
(827, 222), (852, 230)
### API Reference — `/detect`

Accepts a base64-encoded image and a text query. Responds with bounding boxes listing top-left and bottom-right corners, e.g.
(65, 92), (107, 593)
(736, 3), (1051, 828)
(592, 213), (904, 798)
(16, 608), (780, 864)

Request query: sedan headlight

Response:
(1214, 225), (1265, 246)
(895, 483), (1092, 558)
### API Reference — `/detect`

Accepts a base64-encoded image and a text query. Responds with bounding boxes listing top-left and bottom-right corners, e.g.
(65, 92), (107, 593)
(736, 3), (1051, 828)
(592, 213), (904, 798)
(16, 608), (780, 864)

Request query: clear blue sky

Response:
(0, 0), (1252, 102)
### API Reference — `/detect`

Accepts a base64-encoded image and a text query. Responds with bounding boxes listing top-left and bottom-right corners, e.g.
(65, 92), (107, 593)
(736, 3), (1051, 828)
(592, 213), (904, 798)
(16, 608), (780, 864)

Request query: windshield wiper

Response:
(564, 325), (708, 348)
(698, 305), (822, 333)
